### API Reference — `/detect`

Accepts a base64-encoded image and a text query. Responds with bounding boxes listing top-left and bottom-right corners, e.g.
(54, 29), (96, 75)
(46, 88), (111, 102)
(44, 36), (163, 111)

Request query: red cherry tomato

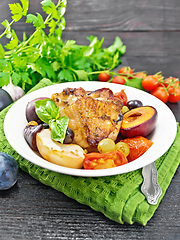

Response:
(150, 86), (169, 103)
(83, 150), (128, 170)
(163, 77), (179, 87)
(162, 77), (179, 94)
(153, 74), (161, 81)
(118, 67), (133, 79)
(118, 66), (133, 75)
(142, 75), (159, 91)
(168, 86), (180, 103)
(134, 72), (147, 79)
(98, 72), (111, 82)
(111, 76), (126, 85)
(114, 89), (128, 106)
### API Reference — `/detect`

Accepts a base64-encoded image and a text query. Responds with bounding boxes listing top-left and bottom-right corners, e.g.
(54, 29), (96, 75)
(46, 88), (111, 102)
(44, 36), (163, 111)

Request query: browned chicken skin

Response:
(51, 87), (123, 152)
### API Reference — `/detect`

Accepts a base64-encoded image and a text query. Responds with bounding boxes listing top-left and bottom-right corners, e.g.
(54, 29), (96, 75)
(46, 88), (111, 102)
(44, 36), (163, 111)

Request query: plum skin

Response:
(0, 89), (13, 111)
(24, 124), (44, 151)
(127, 100), (143, 110)
(25, 97), (49, 123)
(0, 152), (18, 190)
(120, 106), (158, 138)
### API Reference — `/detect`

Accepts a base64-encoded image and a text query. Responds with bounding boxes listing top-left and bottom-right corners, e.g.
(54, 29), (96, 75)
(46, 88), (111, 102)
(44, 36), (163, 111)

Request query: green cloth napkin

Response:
(0, 78), (180, 226)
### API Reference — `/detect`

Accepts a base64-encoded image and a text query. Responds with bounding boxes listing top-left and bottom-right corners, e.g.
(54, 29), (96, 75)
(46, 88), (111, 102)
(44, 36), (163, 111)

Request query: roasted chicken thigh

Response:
(51, 87), (123, 151)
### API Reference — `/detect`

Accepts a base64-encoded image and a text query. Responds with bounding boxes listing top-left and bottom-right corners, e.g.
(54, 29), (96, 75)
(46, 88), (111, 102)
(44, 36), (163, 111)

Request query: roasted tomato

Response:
(114, 89), (128, 106)
(121, 136), (153, 162)
(83, 150), (128, 170)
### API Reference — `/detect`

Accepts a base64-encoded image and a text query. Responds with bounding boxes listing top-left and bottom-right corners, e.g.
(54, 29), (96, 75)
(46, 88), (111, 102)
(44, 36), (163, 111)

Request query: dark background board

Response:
(0, 1), (180, 239)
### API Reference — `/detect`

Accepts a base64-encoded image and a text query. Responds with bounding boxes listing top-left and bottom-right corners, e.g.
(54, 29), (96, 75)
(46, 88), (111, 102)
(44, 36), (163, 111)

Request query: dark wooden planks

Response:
(65, 0), (180, 31)
(0, 0), (180, 239)
(1, 0), (180, 32)
(0, 168), (179, 240)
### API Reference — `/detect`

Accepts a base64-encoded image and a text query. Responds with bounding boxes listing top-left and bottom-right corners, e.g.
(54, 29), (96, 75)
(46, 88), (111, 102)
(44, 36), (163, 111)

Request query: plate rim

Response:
(4, 81), (177, 177)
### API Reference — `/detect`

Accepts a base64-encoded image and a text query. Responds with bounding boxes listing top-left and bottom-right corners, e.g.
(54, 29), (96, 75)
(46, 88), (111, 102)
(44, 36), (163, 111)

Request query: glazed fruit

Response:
(120, 106), (157, 138)
(115, 141), (130, 157)
(25, 97), (49, 123)
(63, 128), (75, 144)
(24, 124), (44, 151)
(97, 138), (116, 153)
(0, 152), (18, 190)
(83, 150), (128, 169)
(127, 100), (143, 110)
(122, 136), (153, 162)
(36, 129), (85, 169)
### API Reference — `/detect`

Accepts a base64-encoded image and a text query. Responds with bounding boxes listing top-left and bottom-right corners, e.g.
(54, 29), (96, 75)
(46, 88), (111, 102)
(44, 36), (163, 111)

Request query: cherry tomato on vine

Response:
(114, 89), (128, 106)
(134, 72), (147, 79)
(111, 76), (126, 85)
(168, 86), (180, 103)
(142, 75), (159, 91)
(162, 77), (179, 93)
(118, 67), (133, 78)
(98, 72), (111, 82)
(154, 73), (163, 81)
(150, 86), (169, 103)
(162, 77), (179, 86)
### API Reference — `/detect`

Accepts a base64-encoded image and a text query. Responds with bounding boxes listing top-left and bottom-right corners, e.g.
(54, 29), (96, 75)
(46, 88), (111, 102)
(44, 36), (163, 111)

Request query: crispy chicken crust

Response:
(51, 87), (123, 151)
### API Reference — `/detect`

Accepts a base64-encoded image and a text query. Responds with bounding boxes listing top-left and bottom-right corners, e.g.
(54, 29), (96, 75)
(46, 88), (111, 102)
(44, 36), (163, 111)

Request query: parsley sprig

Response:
(0, 0), (126, 92)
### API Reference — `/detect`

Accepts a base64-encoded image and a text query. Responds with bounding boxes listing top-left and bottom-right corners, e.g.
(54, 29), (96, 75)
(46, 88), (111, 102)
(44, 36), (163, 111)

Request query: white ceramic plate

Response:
(4, 81), (177, 177)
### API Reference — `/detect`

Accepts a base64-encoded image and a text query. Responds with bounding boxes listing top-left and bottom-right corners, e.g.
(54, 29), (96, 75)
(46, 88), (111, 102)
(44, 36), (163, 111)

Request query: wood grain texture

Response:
(0, 0), (180, 239)
(1, 0), (180, 31)
(65, 0), (180, 31)
(0, 168), (179, 240)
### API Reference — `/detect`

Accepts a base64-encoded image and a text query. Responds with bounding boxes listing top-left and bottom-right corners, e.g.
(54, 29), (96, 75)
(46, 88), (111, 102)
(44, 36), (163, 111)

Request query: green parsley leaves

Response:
(0, 0), (126, 92)
(9, 0), (29, 22)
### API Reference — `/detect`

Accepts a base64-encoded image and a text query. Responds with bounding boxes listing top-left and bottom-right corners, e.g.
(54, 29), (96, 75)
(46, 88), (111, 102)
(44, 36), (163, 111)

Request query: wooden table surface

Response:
(0, 1), (180, 239)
